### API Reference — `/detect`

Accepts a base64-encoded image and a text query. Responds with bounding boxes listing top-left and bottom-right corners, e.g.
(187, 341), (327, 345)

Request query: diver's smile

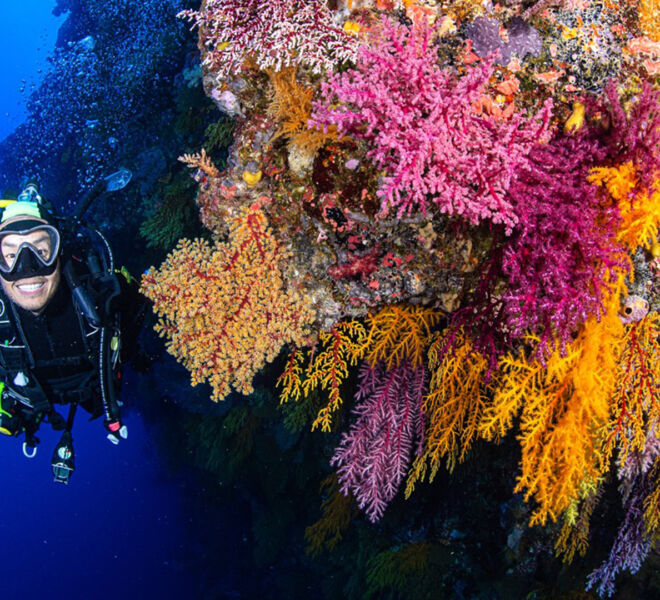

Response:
(14, 278), (47, 296)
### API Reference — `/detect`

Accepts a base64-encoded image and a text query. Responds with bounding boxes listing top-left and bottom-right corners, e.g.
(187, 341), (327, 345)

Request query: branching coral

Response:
(178, 148), (220, 178)
(331, 360), (426, 522)
(266, 66), (337, 171)
(305, 474), (359, 556)
(496, 131), (625, 355)
(406, 328), (489, 496)
(589, 162), (660, 252)
(587, 473), (654, 598)
(480, 287), (625, 526)
(605, 314), (660, 467)
(179, 0), (358, 79)
(448, 121), (628, 365)
(278, 321), (367, 432)
(596, 81), (660, 195)
(362, 305), (442, 369)
(141, 205), (313, 401)
(310, 18), (552, 229)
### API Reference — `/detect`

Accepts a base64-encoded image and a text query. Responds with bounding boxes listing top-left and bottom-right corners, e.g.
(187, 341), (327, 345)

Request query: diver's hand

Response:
(104, 419), (128, 445)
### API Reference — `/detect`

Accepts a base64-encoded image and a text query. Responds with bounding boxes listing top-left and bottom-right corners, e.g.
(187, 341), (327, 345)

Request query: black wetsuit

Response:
(13, 281), (102, 417)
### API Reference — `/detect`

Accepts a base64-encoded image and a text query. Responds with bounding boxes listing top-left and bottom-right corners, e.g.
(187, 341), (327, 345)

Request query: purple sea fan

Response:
(179, 0), (359, 80)
(310, 19), (552, 231)
(586, 474), (653, 598)
(597, 81), (660, 194)
(331, 360), (427, 523)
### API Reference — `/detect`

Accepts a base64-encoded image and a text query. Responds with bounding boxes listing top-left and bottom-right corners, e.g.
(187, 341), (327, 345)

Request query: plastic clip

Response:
(22, 442), (37, 458)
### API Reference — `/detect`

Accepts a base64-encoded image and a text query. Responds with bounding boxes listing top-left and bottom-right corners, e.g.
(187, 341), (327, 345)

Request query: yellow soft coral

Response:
(406, 328), (489, 495)
(487, 284), (625, 526)
(555, 482), (602, 563)
(639, 0), (660, 42)
(266, 66), (337, 157)
(362, 305), (443, 370)
(589, 163), (660, 251)
(304, 474), (358, 556)
(283, 321), (367, 432)
(604, 313), (660, 467)
(141, 206), (313, 401)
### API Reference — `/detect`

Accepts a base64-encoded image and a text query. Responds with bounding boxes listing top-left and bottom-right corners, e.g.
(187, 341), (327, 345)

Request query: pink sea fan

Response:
(310, 19), (552, 231)
(179, 0), (358, 79)
(331, 360), (426, 522)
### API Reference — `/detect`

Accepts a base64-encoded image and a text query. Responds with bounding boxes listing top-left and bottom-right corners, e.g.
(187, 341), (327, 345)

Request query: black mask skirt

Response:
(0, 245), (58, 282)
(0, 222), (60, 282)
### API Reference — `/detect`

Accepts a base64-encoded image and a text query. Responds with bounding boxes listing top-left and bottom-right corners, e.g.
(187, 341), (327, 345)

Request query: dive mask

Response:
(0, 221), (61, 282)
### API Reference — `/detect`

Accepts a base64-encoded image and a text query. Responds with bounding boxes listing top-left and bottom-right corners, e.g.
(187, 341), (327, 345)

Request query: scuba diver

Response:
(0, 175), (143, 483)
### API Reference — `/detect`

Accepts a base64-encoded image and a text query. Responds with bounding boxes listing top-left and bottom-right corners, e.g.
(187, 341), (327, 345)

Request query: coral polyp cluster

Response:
(141, 0), (660, 595)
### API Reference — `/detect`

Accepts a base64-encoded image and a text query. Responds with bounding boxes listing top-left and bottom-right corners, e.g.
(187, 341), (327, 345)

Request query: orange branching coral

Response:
(277, 346), (306, 404)
(589, 164), (660, 252)
(362, 305), (443, 370)
(278, 321), (366, 432)
(494, 292), (624, 526)
(639, 0), (660, 42)
(406, 329), (489, 495)
(141, 206), (313, 401)
(266, 66), (337, 156)
(304, 474), (358, 556)
(178, 148), (220, 178)
(604, 313), (660, 466)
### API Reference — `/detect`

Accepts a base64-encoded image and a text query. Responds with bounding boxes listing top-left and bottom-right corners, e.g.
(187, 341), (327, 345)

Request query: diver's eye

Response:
(625, 306), (633, 315)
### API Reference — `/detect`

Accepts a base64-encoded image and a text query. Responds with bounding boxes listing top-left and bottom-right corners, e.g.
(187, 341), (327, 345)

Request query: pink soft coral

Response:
(452, 128), (625, 364)
(310, 19), (552, 231)
(331, 360), (426, 522)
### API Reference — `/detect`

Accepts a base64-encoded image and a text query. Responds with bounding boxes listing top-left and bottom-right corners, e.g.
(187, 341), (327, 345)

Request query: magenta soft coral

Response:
(331, 360), (426, 522)
(500, 132), (624, 352)
(597, 81), (660, 193)
(453, 128), (625, 361)
(310, 19), (552, 231)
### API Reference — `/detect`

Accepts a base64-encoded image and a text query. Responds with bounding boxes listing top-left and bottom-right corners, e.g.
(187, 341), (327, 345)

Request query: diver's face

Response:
(0, 231), (61, 313)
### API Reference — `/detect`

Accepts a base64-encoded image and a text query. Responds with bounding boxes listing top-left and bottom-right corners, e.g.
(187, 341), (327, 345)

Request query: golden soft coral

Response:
(141, 206), (313, 401)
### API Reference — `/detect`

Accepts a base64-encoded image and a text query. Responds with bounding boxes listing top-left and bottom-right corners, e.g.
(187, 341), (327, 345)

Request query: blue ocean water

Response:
(0, 3), (248, 598)
(0, 1), (64, 141)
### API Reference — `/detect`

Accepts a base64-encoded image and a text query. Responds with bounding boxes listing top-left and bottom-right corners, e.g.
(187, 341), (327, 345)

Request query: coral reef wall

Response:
(142, 1), (660, 596)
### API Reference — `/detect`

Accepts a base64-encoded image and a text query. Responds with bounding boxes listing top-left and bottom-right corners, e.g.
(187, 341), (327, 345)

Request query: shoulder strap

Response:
(0, 299), (53, 413)
(0, 296), (29, 374)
